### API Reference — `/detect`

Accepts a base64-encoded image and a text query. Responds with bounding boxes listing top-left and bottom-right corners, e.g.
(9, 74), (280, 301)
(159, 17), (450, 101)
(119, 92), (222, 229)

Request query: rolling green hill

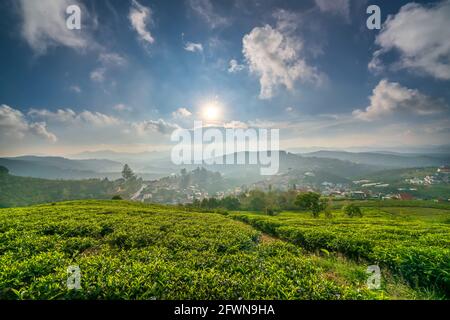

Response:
(0, 200), (445, 299)
(0, 166), (142, 207)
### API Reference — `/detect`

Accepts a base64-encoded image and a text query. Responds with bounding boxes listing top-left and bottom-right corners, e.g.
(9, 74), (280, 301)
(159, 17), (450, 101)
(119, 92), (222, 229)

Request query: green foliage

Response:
(343, 204), (363, 217)
(0, 173), (116, 207)
(0, 200), (378, 300)
(189, 196), (241, 211)
(295, 192), (329, 218)
(111, 195), (122, 200)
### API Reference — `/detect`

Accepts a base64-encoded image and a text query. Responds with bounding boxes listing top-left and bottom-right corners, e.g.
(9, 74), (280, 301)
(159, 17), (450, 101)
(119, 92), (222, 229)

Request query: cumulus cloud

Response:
(28, 108), (76, 122)
(188, 0), (229, 29)
(0, 105), (57, 142)
(314, 0), (350, 21)
(370, 1), (450, 80)
(228, 59), (245, 73)
(133, 119), (179, 135)
(353, 79), (448, 121)
(29, 122), (57, 142)
(28, 107), (180, 136)
(129, 0), (155, 45)
(28, 108), (120, 126)
(184, 42), (203, 53)
(172, 108), (192, 118)
(18, 0), (92, 54)
(243, 22), (323, 99)
(78, 111), (121, 126)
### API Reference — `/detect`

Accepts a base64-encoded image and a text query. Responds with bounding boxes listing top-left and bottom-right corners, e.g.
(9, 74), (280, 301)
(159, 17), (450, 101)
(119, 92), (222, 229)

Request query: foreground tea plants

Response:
(0, 200), (396, 300)
(230, 207), (450, 297)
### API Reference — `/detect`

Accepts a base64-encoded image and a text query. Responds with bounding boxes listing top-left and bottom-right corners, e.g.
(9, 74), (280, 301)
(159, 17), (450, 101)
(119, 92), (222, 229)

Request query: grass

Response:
(0, 200), (446, 300)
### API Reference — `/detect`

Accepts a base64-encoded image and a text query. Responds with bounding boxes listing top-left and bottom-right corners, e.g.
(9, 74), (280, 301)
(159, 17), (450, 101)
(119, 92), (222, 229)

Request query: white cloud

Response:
(98, 52), (127, 66)
(353, 79), (447, 121)
(18, 0), (92, 54)
(184, 42), (203, 53)
(0, 105), (29, 138)
(69, 85), (82, 93)
(172, 108), (192, 118)
(314, 0), (350, 21)
(78, 111), (121, 126)
(370, 1), (450, 80)
(133, 119), (179, 135)
(223, 120), (248, 129)
(28, 108), (120, 126)
(243, 23), (323, 99)
(0, 105), (57, 142)
(113, 104), (132, 112)
(228, 59), (245, 73)
(90, 68), (106, 82)
(29, 122), (57, 143)
(28, 108), (179, 136)
(28, 108), (76, 122)
(129, 0), (155, 45)
(90, 52), (126, 83)
(188, 0), (229, 29)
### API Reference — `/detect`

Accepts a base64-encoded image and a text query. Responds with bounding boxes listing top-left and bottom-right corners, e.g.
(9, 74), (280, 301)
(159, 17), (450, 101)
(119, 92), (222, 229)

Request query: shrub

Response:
(343, 204), (362, 217)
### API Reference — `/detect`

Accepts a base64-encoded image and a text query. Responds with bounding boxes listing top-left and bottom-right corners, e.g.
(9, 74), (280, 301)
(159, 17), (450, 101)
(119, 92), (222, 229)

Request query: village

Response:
(130, 166), (450, 204)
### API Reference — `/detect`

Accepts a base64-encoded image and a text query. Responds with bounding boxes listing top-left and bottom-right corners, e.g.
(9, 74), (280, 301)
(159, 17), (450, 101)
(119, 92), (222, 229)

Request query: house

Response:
(399, 193), (414, 201)
(436, 166), (450, 183)
(437, 166), (450, 174)
(350, 191), (366, 199)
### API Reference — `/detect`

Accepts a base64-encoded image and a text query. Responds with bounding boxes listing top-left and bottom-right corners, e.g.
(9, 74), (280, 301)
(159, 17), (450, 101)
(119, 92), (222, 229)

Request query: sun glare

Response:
(201, 101), (222, 122)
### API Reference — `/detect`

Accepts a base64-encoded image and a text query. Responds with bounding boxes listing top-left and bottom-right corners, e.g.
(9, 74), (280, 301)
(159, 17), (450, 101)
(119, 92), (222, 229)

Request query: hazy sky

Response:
(0, 0), (449, 156)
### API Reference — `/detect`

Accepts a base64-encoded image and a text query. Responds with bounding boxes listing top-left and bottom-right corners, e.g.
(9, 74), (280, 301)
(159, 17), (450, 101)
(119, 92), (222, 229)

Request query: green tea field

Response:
(230, 203), (450, 298)
(0, 200), (448, 300)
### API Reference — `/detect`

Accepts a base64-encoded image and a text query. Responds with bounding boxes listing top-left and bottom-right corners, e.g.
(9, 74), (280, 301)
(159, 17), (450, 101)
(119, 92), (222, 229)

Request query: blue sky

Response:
(0, 0), (449, 156)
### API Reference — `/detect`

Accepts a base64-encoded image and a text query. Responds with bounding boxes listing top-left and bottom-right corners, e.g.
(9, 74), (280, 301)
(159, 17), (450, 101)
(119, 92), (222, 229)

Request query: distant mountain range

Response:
(1, 149), (448, 182)
(0, 156), (123, 180)
(301, 151), (449, 168)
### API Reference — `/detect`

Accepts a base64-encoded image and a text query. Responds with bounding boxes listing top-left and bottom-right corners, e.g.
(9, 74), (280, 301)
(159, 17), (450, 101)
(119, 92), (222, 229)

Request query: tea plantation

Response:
(0, 200), (447, 299)
(230, 205), (450, 298)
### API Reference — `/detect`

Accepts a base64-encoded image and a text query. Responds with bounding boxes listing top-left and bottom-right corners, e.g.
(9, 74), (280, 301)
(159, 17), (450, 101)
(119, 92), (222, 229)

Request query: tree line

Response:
(186, 189), (362, 218)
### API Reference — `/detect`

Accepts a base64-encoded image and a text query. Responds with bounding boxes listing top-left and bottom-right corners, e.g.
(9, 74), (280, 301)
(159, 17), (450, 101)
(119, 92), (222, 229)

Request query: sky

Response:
(0, 0), (449, 156)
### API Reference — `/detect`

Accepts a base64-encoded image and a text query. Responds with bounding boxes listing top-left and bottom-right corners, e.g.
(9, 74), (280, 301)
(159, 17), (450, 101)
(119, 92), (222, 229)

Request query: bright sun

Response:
(201, 102), (222, 121)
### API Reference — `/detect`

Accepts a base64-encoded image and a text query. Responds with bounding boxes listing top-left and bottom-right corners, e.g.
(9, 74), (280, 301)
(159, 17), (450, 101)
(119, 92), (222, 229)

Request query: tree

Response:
(111, 195), (122, 200)
(247, 190), (267, 211)
(295, 192), (329, 218)
(192, 198), (201, 208)
(121, 164), (135, 180)
(343, 204), (363, 217)
(221, 196), (240, 210)
(0, 166), (9, 175)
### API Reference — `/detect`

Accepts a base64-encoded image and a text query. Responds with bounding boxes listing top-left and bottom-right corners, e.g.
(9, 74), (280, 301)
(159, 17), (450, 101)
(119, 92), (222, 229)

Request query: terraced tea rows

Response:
(230, 207), (450, 297)
(0, 201), (386, 300)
